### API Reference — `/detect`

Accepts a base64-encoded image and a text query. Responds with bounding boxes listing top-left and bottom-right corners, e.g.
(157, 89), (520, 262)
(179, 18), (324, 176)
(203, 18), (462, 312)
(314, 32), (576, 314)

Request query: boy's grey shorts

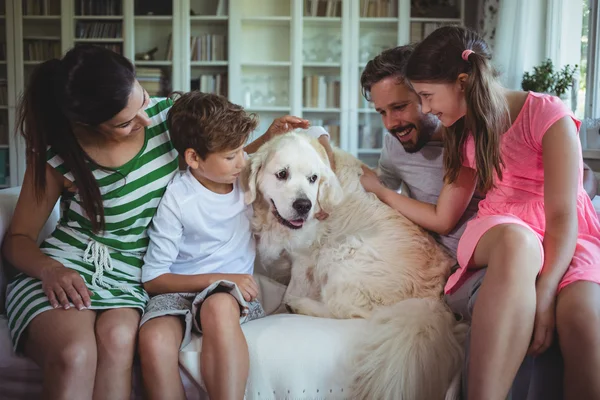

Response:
(140, 279), (265, 349)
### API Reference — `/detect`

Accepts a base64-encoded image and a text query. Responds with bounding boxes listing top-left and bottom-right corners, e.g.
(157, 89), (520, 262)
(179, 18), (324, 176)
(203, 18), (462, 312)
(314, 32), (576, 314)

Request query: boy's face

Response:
(187, 145), (246, 186)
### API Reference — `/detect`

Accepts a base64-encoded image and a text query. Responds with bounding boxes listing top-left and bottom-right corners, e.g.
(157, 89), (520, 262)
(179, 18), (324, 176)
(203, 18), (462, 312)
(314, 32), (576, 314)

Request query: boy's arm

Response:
(244, 115), (309, 154)
(142, 189), (185, 294)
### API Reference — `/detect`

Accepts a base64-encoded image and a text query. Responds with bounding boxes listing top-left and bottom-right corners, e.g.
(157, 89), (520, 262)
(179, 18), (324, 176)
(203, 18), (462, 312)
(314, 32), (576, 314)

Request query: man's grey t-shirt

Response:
(378, 133), (482, 258)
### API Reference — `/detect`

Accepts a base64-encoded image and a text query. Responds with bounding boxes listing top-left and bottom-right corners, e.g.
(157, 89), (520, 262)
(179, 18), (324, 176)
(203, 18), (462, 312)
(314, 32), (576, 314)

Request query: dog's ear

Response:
(317, 165), (344, 213)
(241, 153), (263, 204)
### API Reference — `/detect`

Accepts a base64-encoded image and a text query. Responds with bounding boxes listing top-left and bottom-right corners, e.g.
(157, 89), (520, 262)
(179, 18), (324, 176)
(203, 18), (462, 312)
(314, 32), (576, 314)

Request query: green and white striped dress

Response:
(6, 97), (178, 349)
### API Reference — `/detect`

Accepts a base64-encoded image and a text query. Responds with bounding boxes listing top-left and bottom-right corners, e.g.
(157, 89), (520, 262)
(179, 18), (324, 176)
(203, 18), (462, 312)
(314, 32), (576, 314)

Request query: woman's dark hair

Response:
(405, 26), (509, 193)
(17, 45), (136, 231)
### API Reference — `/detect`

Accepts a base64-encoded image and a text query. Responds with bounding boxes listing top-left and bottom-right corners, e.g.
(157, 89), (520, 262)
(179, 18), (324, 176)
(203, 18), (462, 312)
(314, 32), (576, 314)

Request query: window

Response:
(579, 0), (600, 152)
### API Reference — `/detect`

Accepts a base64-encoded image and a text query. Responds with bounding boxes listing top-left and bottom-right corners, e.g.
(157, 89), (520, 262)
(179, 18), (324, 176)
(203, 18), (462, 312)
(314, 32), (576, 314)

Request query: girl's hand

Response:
(360, 165), (384, 196)
(528, 284), (557, 356)
(265, 116), (310, 140)
(41, 264), (93, 310)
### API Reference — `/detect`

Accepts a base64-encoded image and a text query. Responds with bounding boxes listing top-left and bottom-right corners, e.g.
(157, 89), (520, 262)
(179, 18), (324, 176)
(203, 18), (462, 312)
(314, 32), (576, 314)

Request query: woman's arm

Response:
(2, 165), (64, 279)
(244, 115), (309, 155)
(361, 164), (477, 235)
(537, 116), (580, 291)
(1, 165), (92, 310)
(583, 162), (598, 199)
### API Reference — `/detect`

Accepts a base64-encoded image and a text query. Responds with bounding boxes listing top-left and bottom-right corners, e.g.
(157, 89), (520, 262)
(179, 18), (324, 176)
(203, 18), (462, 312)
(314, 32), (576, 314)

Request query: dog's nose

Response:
(292, 198), (312, 214)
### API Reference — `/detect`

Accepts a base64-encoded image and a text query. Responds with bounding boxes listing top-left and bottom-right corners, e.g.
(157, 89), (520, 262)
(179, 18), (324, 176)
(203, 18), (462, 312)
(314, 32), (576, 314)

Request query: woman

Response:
(3, 44), (308, 400)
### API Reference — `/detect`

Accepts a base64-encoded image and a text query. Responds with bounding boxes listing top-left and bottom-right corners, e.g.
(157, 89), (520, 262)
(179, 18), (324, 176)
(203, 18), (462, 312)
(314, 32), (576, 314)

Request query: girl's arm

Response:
(537, 116), (580, 291)
(361, 164), (477, 235)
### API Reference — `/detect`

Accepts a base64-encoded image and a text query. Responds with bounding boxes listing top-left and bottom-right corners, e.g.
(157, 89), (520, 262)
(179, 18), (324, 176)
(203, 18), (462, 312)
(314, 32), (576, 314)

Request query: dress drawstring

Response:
(84, 240), (145, 301)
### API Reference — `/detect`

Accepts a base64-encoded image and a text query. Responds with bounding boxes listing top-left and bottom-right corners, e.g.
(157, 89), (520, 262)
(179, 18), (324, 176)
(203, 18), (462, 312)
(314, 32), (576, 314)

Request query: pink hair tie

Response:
(462, 49), (474, 61)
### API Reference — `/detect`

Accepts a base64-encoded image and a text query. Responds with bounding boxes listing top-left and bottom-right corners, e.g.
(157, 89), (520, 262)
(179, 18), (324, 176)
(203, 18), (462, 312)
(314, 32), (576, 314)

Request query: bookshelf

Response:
(5, 0), (465, 186)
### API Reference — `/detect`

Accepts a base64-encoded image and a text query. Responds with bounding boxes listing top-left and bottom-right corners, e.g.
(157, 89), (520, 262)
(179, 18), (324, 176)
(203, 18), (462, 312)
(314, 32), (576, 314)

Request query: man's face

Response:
(370, 76), (439, 153)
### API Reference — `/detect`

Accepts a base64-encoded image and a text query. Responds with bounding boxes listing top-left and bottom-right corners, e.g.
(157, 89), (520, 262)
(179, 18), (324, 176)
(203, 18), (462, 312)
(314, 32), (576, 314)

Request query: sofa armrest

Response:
(0, 187), (60, 313)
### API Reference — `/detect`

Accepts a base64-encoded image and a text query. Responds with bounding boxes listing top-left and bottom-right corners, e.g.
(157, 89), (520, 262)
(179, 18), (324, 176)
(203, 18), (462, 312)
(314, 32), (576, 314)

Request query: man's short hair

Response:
(360, 45), (415, 102)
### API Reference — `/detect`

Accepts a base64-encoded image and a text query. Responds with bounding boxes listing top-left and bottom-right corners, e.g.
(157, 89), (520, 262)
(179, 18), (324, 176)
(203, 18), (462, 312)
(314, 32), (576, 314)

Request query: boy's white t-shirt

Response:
(141, 126), (330, 283)
(141, 169), (255, 283)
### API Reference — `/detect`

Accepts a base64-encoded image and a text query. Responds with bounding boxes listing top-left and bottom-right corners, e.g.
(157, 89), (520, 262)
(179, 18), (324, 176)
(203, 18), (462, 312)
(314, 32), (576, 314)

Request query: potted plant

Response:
(521, 59), (578, 99)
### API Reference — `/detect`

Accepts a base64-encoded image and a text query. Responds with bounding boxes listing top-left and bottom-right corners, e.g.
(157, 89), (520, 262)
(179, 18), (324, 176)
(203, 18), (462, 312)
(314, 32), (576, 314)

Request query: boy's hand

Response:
(265, 116), (310, 140)
(224, 274), (260, 302)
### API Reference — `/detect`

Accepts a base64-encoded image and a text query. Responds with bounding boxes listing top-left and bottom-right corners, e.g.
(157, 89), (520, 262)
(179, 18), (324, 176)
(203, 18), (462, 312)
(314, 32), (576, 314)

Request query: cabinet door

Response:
(129, 0), (175, 97)
(230, 0), (293, 141)
(186, 0), (229, 97)
(301, 0), (344, 147)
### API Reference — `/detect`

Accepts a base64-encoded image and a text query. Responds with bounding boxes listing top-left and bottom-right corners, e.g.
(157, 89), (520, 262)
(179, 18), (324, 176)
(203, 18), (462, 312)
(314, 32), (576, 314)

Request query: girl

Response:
(360, 26), (600, 400)
(3, 44), (308, 400)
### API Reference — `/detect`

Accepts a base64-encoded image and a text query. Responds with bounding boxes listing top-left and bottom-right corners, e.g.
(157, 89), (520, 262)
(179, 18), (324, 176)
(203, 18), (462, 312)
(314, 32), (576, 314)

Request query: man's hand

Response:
(360, 165), (384, 196)
(265, 116), (310, 140)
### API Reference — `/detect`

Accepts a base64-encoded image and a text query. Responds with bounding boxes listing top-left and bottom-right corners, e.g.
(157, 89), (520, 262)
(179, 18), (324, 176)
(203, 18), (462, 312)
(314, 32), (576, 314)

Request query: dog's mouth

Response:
(270, 200), (306, 230)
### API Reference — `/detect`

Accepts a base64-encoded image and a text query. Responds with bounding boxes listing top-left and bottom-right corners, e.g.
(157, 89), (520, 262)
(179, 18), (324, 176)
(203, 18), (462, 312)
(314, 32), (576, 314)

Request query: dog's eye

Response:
(276, 170), (288, 180)
(308, 174), (318, 183)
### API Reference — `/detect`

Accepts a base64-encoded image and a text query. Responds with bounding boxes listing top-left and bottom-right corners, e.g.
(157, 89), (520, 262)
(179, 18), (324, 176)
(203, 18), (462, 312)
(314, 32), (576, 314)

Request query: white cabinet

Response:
(6, 0), (466, 186)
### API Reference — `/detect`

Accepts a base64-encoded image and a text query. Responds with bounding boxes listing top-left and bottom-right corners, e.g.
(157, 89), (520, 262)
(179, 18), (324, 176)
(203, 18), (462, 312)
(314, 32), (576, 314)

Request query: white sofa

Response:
(1, 185), (599, 400)
(0, 186), (367, 399)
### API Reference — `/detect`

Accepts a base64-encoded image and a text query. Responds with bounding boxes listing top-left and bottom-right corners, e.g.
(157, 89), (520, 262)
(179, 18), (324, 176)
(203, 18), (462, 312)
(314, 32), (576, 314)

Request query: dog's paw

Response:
(285, 297), (331, 318)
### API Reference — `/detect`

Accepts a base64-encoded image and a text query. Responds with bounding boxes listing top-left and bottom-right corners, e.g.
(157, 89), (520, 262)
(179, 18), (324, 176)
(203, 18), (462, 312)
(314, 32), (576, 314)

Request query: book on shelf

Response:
(76, 22), (122, 39)
(303, 75), (341, 109)
(77, 0), (121, 16)
(190, 34), (227, 61)
(191, 73), (228, 97)
(136, 67), (163, 96)
(360, 0), (397, 18)
(305, 0), (341, 17)
(23, 39), (61, 61)
(0, 80), (6, 106)
(23, 0), (61, 16)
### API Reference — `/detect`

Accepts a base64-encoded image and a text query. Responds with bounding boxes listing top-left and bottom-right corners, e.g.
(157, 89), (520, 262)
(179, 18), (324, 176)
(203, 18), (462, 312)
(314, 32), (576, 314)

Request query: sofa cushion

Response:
(180, 314), (367, 400)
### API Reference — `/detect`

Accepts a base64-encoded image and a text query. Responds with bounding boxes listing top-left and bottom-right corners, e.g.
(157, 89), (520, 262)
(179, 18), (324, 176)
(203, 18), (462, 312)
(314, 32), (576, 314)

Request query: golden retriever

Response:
(242, 132), (467, 400)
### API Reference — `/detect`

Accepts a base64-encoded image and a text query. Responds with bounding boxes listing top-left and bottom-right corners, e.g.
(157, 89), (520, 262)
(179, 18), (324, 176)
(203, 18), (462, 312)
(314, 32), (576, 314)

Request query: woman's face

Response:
(96, 81), (151, 140)
(411, 80), (467, 127)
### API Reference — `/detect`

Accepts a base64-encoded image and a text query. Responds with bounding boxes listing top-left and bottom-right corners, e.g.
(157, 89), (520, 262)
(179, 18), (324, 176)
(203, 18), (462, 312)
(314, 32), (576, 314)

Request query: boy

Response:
(137, 92), (329, 400)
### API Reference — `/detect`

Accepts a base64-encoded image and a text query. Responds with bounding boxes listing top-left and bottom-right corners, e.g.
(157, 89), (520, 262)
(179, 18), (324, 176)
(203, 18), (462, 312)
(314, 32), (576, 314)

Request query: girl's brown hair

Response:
(405, 26), (509, 192)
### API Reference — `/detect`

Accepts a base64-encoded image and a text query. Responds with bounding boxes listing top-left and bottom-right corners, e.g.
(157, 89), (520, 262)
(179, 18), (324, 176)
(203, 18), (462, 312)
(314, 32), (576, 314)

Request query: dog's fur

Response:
(242, 132), (467, 400)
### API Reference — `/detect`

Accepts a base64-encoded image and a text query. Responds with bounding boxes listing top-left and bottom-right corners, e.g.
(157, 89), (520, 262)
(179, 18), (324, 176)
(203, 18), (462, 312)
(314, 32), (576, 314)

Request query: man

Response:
(360, 45), (598, 399)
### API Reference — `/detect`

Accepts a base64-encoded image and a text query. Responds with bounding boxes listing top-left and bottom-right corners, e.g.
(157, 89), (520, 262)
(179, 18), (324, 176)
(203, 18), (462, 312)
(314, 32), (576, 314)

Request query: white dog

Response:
(242, 132), (467, 400)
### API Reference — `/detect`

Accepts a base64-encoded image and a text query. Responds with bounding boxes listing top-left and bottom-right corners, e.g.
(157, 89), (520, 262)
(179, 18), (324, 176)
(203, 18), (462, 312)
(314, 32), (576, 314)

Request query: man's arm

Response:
(378, 134), (403, 191)
(583, 162), (598, 199)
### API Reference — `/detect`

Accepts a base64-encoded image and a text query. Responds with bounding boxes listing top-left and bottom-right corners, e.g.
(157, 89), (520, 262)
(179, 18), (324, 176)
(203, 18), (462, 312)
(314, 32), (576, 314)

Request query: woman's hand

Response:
(528, 283), (557, 356)
(265, 115), (310, 140)
(41, 264), (93, 310)
(360, 165), (384, 197)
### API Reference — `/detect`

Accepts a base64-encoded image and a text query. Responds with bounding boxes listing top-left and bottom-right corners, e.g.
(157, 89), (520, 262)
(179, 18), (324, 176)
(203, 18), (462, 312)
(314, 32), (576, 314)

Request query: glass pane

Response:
(577, 0), (590, 119)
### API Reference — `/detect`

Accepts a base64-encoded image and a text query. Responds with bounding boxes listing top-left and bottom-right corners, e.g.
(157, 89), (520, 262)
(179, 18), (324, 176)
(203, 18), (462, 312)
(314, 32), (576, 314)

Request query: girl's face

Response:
(411, 79), (467, 127)
(97, 81), (151, 140)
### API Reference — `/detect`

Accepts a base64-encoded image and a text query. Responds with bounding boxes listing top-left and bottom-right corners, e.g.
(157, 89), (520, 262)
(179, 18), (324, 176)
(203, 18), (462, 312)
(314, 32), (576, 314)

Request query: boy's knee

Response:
(200, 293), (240, 325)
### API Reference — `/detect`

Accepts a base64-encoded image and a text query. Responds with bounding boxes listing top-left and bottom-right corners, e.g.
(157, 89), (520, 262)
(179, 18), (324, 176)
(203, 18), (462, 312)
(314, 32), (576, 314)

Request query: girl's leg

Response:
(467, 224), (542, 400)
(23, 308), (97, 400)
(93, 308), (140, 400)
(200, 292), (248, 400)
(556, 281), (600, 399)
(138, 316), (186, 400)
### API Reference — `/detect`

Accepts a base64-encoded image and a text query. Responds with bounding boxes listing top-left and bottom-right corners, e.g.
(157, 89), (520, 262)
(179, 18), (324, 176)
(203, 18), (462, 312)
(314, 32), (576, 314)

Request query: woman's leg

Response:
(467, 224), (542, 400)
(200, 292), (248, 400)
(556, 281), (600, 399)
(23, 308), (97, 400)
(93, 308), (140, 400)
(138, 316), (186, 400)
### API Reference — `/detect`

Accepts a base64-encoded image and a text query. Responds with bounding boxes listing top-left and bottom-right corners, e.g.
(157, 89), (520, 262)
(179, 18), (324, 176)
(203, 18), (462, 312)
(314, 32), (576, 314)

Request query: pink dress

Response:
(445, 92), (600, 294)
